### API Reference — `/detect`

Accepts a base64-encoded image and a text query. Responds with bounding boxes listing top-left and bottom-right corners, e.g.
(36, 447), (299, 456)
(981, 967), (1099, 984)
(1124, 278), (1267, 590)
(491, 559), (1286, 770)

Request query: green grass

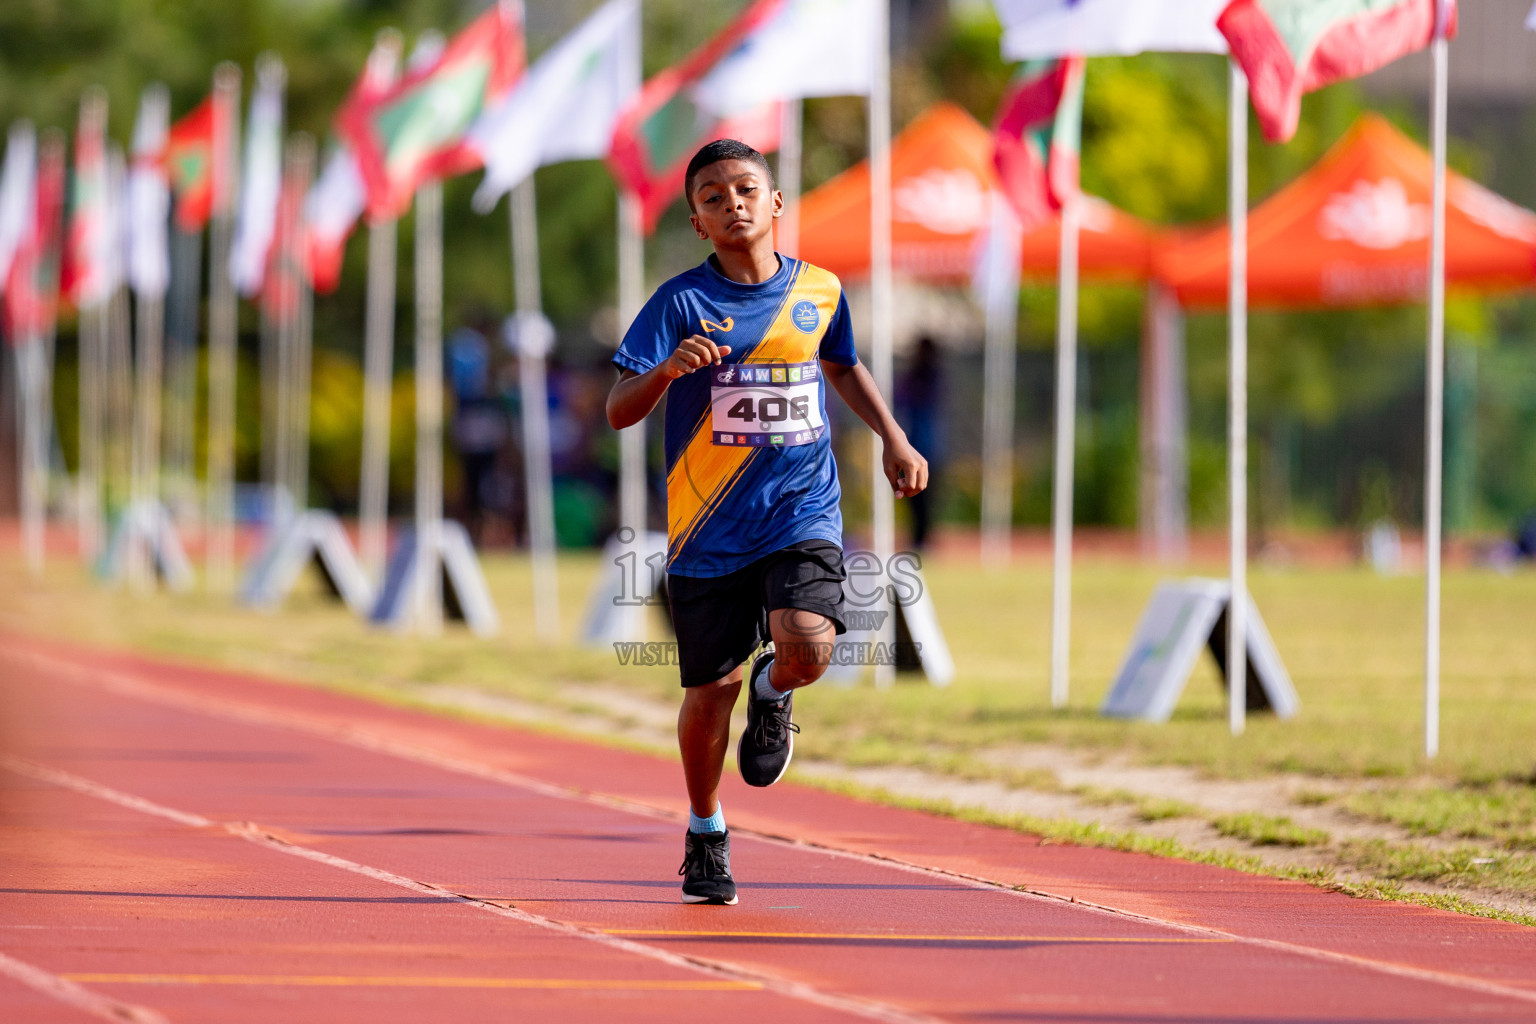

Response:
(1339, 839), (1536, 897)
(1211, 811), (1330, 847)
(1342, 784), (1536, 850)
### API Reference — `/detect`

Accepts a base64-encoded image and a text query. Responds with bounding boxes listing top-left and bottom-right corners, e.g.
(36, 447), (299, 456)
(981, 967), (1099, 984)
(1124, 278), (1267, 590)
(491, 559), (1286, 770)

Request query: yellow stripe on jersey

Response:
(666, 262), (844, 563)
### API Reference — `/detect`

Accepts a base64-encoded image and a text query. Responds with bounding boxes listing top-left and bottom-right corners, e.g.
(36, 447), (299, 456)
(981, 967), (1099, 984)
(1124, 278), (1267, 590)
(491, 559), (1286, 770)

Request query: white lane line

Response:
(12, 647), (1536, 1010)
(0, 948), (169, 1024)
(0, 756), (940, 1024)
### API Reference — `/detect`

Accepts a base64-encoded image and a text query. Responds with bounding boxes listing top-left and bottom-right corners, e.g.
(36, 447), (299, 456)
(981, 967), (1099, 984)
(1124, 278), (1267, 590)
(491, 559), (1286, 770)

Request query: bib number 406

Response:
(726, 394), (810, 425)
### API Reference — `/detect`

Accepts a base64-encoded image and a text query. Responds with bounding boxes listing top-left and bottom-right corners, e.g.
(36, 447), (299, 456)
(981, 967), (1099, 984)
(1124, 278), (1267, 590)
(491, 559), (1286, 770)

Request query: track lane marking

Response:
(1, 756), (940, 1024)
(10, 646), (1536, 1010)
(0, 949), (169, 1024)
(600, 929), (1228, 943)
(61, 974), (759, 991)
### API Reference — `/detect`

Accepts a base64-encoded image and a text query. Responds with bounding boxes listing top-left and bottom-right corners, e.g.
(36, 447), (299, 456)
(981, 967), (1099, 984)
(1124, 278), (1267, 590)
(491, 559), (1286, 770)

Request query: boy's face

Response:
(688, 158), (782, 249)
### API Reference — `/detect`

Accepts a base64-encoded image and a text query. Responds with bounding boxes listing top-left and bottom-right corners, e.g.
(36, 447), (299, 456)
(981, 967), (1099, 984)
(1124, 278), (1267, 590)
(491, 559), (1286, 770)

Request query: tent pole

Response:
(413, 181), (445, 635)
(777, 99), (802, 258)
(1424, 22), (1449, 760)
(1049, 189), (1081, 709)
(869, 0), (895, 688)
(617, 189), (646, 641)
(1227, 59), (1249, 738)
(359, 217), (397, 585)
(511, 177), (559, 642)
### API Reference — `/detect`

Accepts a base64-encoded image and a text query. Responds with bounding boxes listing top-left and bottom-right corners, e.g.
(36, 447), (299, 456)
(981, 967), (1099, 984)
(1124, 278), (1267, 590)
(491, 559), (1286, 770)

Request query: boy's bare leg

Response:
(678, 671), (742, 817)
(766, 607), (835, 692)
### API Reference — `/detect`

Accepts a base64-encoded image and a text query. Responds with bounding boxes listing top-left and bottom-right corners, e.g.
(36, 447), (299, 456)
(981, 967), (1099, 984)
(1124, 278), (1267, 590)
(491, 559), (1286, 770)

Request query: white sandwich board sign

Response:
(1102, 577), (1298, 722)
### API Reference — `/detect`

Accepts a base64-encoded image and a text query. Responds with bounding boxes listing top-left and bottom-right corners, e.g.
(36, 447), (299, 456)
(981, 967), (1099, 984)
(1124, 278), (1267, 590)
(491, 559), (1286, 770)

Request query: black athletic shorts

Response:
(667, 539), (848, 688)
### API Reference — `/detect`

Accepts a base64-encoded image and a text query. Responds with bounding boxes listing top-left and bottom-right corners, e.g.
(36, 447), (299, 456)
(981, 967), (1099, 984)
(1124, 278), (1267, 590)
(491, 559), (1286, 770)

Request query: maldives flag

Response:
(64, 97), (116, 310)
(6, 135), (64, 342)
(306, 33), (402, 293)
(1219, 0), (1458, 143)
(607, 0), (782, 233)
(992, 56), (1085, 229)
(262, 162), (307, 324)
(338, 4), (526, 221)
(164, 97), (221, 232)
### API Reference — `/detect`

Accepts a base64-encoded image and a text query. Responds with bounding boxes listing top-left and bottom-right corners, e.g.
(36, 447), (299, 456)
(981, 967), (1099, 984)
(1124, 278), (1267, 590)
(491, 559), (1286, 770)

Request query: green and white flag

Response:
(468, 0), (639, 213)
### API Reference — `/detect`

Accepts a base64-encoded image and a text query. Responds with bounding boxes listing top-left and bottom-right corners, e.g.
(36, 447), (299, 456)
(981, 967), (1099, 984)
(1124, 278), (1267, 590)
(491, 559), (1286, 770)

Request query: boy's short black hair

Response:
(683, 139), (775, 213)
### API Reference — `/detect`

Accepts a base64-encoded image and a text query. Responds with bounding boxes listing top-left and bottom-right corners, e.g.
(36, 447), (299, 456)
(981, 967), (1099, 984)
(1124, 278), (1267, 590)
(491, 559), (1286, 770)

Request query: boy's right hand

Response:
(662, 335), (732, 379)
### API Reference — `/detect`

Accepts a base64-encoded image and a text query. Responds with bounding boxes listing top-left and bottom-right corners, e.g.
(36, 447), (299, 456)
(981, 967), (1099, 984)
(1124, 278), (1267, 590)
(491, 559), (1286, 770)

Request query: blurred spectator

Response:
(895, 335), (945, 550)
(448, 318), (509, 545)
(1516, 514), (1536, 561)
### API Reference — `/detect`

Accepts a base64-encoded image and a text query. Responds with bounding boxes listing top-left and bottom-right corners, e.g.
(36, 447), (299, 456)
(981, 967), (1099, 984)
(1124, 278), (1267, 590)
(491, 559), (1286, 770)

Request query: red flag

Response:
(306, 33), (402, 294)
(164, 96), (231, 232)
(607, 0), (783, 234)
(5, 137), (64, 343)
(339, 5), (526, 220)
(1219, 0), (1458, 143)
(262, 163), (306, 324)
(992, 57), (1085, 229)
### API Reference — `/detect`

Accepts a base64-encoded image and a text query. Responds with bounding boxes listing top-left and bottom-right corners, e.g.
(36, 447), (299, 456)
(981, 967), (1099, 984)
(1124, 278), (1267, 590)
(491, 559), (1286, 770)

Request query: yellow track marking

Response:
(61, 974), (761, 991)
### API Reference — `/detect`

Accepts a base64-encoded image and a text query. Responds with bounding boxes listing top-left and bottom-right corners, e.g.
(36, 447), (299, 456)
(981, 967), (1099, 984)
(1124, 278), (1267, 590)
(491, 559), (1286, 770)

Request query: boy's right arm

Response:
(606, 334), (733, 430)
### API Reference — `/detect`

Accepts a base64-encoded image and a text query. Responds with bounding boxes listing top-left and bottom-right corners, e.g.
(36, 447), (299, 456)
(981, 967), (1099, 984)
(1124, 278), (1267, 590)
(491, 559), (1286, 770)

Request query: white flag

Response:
(992, 0), (1228, 59)
(127, 86), (170, 298)
(468, 0), (640, 212)
(693, 0), (879, 117)
(230, 54), (285, 297)
(0, 122), (36, 293)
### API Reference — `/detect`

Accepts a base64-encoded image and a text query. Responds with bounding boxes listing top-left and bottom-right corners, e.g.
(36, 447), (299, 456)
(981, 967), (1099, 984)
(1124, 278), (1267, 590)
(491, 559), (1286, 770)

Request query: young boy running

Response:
(606, 139), (927, 905)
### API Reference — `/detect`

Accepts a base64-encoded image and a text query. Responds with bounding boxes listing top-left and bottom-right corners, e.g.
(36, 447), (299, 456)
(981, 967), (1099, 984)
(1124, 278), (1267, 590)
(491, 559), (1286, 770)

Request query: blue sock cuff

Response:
(689, 804), (725, 834)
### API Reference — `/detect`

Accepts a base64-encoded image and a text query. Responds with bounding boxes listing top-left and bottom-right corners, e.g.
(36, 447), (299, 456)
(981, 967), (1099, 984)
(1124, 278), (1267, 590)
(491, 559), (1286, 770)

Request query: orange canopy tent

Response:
(1157, 114), (1536, 310)
(790, 102), (1153, 284)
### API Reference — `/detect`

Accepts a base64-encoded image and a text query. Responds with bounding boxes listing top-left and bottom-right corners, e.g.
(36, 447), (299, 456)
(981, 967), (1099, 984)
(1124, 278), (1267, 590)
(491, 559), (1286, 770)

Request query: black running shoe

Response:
(738, 651), (799, 787)
(679, 829), (737, 905)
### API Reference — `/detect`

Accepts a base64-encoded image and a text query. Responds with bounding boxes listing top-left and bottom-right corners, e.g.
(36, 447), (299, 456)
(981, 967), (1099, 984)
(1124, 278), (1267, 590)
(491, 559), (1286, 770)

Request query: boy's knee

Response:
(774, 640), (832, 686)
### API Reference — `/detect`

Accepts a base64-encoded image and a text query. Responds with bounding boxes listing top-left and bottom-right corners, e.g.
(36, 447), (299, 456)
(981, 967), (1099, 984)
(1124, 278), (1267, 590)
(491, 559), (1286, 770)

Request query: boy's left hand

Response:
(883, 437), (929, 498)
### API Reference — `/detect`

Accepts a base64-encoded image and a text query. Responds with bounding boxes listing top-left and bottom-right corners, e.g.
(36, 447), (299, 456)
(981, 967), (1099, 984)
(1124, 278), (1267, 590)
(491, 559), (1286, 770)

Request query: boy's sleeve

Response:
(612, 292), (673, 376)
(818, 290), (859, 366)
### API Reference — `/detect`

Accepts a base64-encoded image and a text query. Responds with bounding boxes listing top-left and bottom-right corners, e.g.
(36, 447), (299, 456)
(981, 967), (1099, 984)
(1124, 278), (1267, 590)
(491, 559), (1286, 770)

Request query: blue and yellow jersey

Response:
(613, 255), (858, 578)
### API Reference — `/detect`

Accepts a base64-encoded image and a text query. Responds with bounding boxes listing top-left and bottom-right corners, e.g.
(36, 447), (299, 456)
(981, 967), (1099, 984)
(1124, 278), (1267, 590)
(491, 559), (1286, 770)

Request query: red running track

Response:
(2, 636), (1535, 1023)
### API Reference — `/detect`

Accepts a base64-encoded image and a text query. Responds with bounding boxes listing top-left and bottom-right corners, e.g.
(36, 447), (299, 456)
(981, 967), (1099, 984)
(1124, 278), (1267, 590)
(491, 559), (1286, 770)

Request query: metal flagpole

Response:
(617, 190), (646, 641)
(1424, 3), (1450, 759)
(359, 215), (397, 585)
(869, 0), (896, 688)
(165, 226), (202, 525)
(1227, 59), (1249, 737)
(106, 148), (135, 537)
(511, 177), (559, 641)
(980, 200), (1020, 566)
(776, 98), (802, 258)
(413, 181), (445, 634)
(1048, 187), (1081, 708)
(286, 134), (315, 513)
(129, 84), (170, 592)
(76, 90), (108, 565)
(206, 63), (242, 592)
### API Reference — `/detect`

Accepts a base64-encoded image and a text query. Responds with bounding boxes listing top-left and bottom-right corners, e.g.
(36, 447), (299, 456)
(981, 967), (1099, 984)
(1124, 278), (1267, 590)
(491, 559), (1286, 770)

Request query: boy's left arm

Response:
(822, 360), (928, 499)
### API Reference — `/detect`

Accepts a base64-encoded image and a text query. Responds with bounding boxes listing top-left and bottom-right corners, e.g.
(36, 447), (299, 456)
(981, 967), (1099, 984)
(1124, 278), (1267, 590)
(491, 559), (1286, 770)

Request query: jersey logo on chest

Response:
(701, 317), (734, 333)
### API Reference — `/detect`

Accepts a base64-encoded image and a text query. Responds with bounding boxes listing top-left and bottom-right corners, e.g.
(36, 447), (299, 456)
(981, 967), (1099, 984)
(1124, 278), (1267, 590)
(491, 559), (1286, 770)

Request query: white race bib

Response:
(708, 360), (825, 448)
